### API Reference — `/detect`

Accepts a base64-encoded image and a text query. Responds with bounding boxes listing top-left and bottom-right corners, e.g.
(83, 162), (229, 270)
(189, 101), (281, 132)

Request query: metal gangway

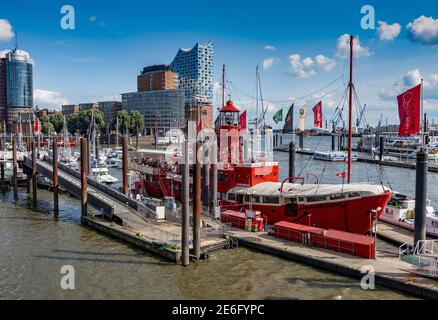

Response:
(399, 240), (438, 279)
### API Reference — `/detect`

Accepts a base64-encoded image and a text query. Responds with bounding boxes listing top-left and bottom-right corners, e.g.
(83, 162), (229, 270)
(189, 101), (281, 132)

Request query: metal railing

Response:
(413, 240), (438, 255)
(268, 225), (358, 256)
(413, 256), (438, 279)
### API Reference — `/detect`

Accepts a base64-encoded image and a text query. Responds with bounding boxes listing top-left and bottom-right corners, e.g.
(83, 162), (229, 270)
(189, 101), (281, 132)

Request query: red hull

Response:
(222, 191), (391, 235)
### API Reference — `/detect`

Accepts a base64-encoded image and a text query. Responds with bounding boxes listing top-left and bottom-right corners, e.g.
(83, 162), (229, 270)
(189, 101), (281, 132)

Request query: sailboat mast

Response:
(255, 66), (259, 130)
(222, 64), (225, 108)
(347, 35), (354, 184)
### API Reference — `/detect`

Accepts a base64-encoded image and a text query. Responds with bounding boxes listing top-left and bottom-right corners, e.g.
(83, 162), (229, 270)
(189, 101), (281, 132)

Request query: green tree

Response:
(111, 110), (131, 136)
(67, 109), (105, 135)
(49, 113), (65, 134)
(39, 115), (55, 134)
(129, 111), (145, 136)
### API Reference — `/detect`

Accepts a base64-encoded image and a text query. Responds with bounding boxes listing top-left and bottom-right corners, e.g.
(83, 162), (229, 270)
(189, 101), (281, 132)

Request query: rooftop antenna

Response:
(15, 30), (18, 49)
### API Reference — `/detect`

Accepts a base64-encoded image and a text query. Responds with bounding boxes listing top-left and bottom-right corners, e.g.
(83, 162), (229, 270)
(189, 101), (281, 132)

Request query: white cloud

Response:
(264, 45), (276, 50)
(377, 21), (401, 41)
(315, 54), (337, 71)
(288, 54), (336, 78)
(0, 19), (14, 43)
(336, 34), (370, 58)
(262, 57), (278, 70)
(34, 89), (69, 107)
(401, 69), (422, 87)
(89, 16), (97, 22)
(288, 54), (316, 78)
(407, 16), (438, 45)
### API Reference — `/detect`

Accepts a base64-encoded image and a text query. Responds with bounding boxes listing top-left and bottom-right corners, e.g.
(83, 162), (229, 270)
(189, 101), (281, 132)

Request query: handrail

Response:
(280, 176), (304, 193)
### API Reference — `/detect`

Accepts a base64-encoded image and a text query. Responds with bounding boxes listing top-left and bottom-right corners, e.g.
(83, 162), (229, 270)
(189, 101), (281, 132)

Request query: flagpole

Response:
(421, 78), (424, 150)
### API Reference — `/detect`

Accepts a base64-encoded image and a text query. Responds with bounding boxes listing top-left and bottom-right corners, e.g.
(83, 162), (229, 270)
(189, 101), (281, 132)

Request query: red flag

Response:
(239, 111), (247, 130)
(336, 172), (346, 179)
(34, 117), (40, 135)
(197, 112), (203, 133)
(312, 101), (323, 128)
(397, 84), (421, 137)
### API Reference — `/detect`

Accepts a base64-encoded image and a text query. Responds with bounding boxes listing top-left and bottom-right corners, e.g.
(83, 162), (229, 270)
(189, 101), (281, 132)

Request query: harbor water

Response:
(0, 136), (428, 300)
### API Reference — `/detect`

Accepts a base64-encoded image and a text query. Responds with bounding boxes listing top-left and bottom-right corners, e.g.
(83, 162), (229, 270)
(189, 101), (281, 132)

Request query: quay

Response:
(225, 228), (438, 299)
(22, 156), (227, 262)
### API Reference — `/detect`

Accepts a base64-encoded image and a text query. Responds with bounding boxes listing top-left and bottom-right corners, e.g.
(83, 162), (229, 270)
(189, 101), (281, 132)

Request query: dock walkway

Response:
(22, 157), (226, 262)
(228, 228), (438, 299)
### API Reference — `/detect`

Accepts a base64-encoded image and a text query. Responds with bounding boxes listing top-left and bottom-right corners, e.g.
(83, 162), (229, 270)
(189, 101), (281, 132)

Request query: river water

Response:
(0, 136), (423, 300)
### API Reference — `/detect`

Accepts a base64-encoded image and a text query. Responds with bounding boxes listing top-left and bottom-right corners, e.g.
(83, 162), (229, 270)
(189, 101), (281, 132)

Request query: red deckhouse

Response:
(136, 38), (391, 235)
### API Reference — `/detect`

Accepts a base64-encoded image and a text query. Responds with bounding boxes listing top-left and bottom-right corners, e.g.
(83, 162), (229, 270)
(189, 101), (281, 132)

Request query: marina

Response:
(2, 1), (438, 305)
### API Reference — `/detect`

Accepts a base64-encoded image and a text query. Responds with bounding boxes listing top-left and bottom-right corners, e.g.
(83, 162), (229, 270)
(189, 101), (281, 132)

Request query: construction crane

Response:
(356, 104), (367, 128)
(378, 113), (383, 127)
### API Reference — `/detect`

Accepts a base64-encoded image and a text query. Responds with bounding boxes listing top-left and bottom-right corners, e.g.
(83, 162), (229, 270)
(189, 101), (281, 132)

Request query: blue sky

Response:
(1, 0), (438, 128)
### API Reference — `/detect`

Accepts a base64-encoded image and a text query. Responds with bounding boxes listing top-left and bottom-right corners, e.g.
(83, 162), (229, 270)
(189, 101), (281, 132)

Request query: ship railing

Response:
(268, 225), (356, 256)
(399, 242), (413, 258)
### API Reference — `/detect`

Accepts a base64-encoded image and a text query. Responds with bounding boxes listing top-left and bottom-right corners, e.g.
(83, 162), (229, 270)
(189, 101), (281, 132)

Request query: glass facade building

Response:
(6, 50), (33, 109)
(121, 90), (185, 135)
(170, 40), (213, 105)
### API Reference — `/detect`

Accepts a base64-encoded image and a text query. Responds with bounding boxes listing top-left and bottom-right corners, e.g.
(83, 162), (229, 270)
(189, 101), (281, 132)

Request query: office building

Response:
(137, 65), (178, 92)
(98, 101), (122, 131)
(0, 48), (33, 130)
(121, 90), (185, 135)
(79, 103), (98, 111)
(62, 104), (80, 116)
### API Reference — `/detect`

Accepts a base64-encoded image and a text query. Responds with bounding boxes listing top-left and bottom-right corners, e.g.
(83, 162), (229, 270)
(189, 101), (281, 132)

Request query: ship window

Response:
(348, 192), (360, 198)
(307, 196), (327, 203)
(227, 193), (236, 201)
(252, 196), (261, 203)
(263, 196), (279, 204)
(244, 195), (250, 202)
(330, 194), (345, 201)
(298, 197), (305, 202)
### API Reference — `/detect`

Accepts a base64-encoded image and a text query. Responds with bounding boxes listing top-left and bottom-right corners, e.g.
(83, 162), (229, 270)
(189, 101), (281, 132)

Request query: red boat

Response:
(134, 39), (392, 235)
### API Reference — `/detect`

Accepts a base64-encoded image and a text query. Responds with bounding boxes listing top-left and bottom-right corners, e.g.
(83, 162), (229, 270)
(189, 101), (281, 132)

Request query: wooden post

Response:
(122, 136), (129, 196)
(289, 141), (295, 183)
(52, 140), (59, 217)
(1, 136), (5, 191)
(12, 138), (18, 201)
(32, 141), (37, 208)
(209, 161), (218, 216)
(80, 138), (88, 217)
(202, 162), (210, 207)
(414, 151), (428, 251)
(181, 139), (190, 266)
(193, 140), (202, 259)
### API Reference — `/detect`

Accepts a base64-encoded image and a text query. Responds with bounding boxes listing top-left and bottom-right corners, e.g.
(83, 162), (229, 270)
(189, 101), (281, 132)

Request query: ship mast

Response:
(222, 64), (225, 108)
(347, 35), (354, 184)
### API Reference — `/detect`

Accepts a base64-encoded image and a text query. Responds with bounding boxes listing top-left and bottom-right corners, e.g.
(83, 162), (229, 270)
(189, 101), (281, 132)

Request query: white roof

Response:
(232, 182), (390, 198)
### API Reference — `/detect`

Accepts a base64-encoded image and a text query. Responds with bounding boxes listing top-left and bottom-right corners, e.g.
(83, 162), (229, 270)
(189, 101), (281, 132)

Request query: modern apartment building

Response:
(170, 40), (214, 106)
(137, 64), (178, 92)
